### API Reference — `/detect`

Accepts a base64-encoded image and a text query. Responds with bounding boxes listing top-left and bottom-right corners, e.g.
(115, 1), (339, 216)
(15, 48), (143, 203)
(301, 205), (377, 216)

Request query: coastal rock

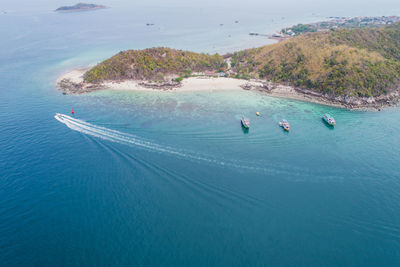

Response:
(241, 83), (252, 90)
(58, 78), (103, 94)
(344, 96), (361, 105)
(58, 79), (81, 93)
(366, 97), (375, 104)
(138, 81), (181, 90)
(262, 83), (270, 91)
(334, 96), (343, 102)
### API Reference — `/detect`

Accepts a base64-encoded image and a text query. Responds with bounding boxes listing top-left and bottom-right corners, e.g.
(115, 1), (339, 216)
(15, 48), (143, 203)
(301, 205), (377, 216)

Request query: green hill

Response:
(231, 23), (400, 97)
(84, 47), (226, 83)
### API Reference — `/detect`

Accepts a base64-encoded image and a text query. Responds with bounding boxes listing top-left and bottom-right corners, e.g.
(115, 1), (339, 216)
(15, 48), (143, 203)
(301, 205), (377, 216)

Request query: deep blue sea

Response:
(1, 0), (400, 266)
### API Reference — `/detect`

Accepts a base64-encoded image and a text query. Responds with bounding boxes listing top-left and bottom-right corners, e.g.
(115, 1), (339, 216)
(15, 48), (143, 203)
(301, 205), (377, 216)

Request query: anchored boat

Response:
(241, 117), (250, 129)
(279, 119), (290, 131)
(323, 114), (336, 126)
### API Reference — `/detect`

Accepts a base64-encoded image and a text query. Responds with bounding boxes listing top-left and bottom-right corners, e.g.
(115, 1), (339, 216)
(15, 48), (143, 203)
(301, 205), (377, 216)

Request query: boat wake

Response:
(54, 113), (241, 168)
(54, 113), (317, 177)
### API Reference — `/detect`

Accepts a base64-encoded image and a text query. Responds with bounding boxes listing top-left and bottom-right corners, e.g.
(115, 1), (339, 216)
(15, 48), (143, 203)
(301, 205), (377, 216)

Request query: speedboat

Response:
(241, 117), (250, 129)
(322, 114), (336, 126)
(279, 119), (290, 131)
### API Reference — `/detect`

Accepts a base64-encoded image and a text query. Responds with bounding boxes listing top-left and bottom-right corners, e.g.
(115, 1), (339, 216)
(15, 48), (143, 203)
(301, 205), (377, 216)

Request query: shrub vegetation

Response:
(84, 47), (226, 83)
(231, 23), (400, 97)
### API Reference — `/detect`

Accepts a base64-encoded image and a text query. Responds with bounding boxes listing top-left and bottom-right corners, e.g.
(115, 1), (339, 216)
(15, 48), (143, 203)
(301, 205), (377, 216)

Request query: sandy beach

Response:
(57, 69), (349, 107)
(103, 77), (261, 92)
(57, 68), (90, 84)
(57, 68), (264, 93)
(57, 68), (399, 110)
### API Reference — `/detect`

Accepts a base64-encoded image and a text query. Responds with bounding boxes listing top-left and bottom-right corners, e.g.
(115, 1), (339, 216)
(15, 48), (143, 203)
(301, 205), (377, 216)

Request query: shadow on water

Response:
(241, 126), (249, 134)
(280, 128), (290, 134)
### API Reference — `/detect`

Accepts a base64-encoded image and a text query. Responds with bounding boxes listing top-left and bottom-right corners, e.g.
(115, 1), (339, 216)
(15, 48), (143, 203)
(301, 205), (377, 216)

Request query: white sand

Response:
(57, 68), (89, 84)
(58, 69), (264, 92)
(103, 77), (263, 92)
(57, 68), (350, 109)
(179, 77), (262, 92)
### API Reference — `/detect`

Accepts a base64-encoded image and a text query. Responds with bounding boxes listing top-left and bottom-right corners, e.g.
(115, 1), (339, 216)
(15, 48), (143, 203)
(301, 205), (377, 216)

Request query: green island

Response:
(55, 3), (107, 12)
(59, 23), (400, 110)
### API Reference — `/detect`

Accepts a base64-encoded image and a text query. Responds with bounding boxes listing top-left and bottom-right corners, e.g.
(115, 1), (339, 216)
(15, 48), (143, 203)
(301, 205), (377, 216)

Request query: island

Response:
(58, 23), (400, 110)
(55, 3), (107, 12)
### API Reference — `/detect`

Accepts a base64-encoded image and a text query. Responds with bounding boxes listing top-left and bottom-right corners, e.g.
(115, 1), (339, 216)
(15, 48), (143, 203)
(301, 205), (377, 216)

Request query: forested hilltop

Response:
(84, 48), (226, 83)
(232, 23), (400, 98)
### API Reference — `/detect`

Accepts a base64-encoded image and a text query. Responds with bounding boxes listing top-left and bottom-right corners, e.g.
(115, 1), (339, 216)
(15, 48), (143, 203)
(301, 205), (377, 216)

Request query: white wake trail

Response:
(54, 113), (287, 174)
(54, 113), (223, 164)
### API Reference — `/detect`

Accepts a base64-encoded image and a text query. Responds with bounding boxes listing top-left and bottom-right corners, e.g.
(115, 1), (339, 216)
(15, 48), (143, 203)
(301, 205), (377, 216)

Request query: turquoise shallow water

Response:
(1, 1), (400, 266)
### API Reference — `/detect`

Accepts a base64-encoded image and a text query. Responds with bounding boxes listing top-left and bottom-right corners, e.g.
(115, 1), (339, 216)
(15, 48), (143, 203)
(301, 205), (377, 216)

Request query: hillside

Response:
(232, 23), (400, 97)
(84, 47), (226, 83)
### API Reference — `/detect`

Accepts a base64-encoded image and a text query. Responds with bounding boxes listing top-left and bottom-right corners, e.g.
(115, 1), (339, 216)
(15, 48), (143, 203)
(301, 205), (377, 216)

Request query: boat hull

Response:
(279, 120), (290, 131)
(323, 117), (335, 126)
(241, 117), (250, 129)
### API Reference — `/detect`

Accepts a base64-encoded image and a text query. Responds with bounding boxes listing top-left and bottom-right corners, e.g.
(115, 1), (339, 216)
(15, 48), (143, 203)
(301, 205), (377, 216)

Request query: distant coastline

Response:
(248, 16), (400, 41)
(55, 3), (108, 12)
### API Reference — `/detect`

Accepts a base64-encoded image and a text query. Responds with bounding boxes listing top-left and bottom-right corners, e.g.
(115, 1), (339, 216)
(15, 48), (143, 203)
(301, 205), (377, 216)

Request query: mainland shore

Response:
(57, 68), (400, 110)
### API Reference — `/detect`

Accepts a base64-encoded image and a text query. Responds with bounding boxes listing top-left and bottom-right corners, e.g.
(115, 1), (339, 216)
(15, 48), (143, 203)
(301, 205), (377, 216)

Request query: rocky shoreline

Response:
(137, 81), (182, 90)
(251, 82), (400, 111)
(58, 78), (104, 94)
(57, 69), (400, 111)
(57, 78), (182, 94)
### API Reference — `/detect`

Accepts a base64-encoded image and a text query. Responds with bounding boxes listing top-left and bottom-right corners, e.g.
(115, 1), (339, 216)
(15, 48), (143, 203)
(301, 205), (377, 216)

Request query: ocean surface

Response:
(1, 0), (400, 265)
